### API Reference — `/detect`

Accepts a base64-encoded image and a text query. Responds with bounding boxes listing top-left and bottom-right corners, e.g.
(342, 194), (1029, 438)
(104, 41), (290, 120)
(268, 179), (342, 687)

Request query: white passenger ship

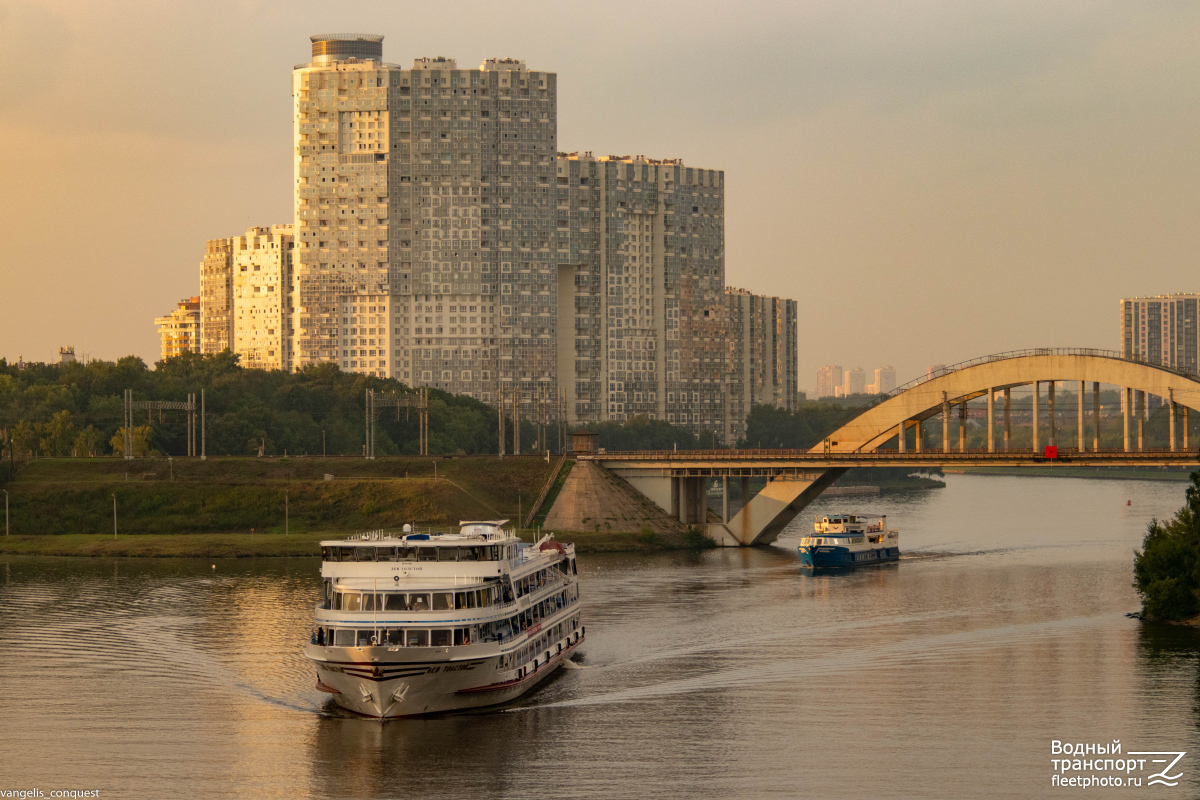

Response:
(305, 521), (583, 718)
(798, 514), (900, 569)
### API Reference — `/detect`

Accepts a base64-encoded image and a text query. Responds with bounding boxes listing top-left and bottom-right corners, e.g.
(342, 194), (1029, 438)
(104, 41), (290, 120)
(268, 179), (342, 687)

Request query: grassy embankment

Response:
(0, 456), (708, 556)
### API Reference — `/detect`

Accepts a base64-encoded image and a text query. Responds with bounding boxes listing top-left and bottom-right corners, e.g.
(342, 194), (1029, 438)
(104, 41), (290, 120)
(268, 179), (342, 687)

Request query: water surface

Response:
(1, 474), (1198, 798)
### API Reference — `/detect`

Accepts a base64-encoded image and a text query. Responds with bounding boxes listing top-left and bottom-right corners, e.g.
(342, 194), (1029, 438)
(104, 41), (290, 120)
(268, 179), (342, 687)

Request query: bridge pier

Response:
(1124, 388), (1131, 452)
(915, 419), (923, 451)
(1051, 383), (1060, 450)
(705, 469), (847, 546)
(1093, 382), (1101, 451)
(1004, 388), (1011, 451)
(958, 401), (966, 452)
(897, 421), (906, 453)
(1032, 381), (1039, 452)
(987, 388), (994, 453)
(942, 393), (949, 451)
(1137, 390), (1145, 451)
(1170, 392), (1177, 452)
(722, 476), (730, 522)
(1078, 381), (1085, 451)
(1186, 407), (1190, 449)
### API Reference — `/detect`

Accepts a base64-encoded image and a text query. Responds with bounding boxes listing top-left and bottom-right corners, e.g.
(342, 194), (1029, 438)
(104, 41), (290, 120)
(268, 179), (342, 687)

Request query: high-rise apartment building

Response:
(724, 288), (797, 439)
(555, 153), (727, 435)
(866, 365), (896, 395)
(291, 34), (557, 401)
(232, 225), (294, 371)
(155, 297), (201, 361)
(200, 238), (234, 353)
(841, 367), (866, 397)
(1120, 294), (1200, 374)
(816, 365), (843, 399)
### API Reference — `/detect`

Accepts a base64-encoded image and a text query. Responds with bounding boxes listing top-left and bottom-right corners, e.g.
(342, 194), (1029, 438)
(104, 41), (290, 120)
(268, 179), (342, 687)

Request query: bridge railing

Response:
(590, 447), (1198, 460)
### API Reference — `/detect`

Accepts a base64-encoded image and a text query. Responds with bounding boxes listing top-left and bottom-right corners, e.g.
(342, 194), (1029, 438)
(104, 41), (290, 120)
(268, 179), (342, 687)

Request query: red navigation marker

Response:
(1044, 445), (1058, 459)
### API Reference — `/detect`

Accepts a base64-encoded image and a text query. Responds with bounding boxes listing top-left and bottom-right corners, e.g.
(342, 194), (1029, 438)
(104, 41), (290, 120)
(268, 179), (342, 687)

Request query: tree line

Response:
(0, 352), (890, 474)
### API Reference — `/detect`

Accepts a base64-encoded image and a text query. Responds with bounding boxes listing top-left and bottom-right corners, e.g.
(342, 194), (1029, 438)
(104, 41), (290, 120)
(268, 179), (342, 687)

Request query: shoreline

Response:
(0, 528), (715, 558)
(945, 466), (1194, 481)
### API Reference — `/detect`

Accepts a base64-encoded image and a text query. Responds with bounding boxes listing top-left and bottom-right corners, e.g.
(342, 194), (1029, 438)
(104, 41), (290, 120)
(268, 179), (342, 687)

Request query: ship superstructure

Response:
(305, 521), (583, 717)
(798, 514), (900, 569)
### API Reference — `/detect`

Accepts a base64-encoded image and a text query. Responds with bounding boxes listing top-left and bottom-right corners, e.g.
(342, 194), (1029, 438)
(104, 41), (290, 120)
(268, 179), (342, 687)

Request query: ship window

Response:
(355, 547), (375, 562)
(386, 628), (403, 645)
(361, 593), (383, 611)
(454, 628), (466, 646)
(417, 547), (438, 561)
(477, 589), (486, 607)
(396, 547), (416, 561)
(440, 547), (460, 561)
(455, 592), (467, 609)
(385, 593), (408, 611)
(376, 547), (397, 561)
(410, 593), (430, 611)
(431, 629), (452, 647)
(356, 630), (373, 646)
(432, 592), (453, 611)
(343, 592), (362, 611)
(466, 591), (477, 609)
(460, 547), (479, 561)
(406, 629), (428, 647)
(333, 629), (355, 647)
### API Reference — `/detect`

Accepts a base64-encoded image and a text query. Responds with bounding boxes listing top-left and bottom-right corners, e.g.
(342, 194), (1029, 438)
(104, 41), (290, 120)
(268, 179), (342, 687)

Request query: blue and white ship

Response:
(798, 514), (900, 569)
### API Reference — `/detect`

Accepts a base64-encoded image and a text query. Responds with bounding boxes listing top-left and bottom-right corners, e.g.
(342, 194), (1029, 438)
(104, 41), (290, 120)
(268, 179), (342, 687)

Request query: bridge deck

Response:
(587, 448), (1200, 477)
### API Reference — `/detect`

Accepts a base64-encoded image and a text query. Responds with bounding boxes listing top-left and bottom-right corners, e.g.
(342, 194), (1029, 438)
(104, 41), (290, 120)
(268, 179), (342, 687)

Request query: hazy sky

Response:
(2, 1), (1198, 393)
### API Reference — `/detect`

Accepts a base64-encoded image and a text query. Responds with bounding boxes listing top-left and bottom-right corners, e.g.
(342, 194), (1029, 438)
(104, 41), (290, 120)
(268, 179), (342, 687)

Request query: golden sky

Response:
(2, 0), (1198, 392)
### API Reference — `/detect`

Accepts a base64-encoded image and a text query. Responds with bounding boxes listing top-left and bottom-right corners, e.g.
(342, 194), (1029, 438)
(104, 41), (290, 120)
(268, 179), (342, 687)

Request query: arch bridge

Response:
(582, 349), (1200, 547)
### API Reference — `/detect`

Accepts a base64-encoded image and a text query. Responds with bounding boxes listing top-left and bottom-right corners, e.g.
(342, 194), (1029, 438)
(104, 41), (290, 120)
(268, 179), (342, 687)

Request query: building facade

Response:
(1120, 294), (1200, 374)
(724, 288), (798, 439)
(555, 153), (728, 436)
(232, 225), (294, 371)
(866, 365), (896, 395)
(291, 35), (557, 400)
(200, 238), (234, 353)
(816, 365), (843, 399)
(155, 297), (201, 361)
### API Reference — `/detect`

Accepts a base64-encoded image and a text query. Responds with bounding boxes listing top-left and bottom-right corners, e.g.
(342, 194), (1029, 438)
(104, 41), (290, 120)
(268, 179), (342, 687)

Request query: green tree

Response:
(110, 426), (152, 458)
(74, 425), (105, 457)
(1134, 472), (1200, 621)
(39, 410), (75, 456)
(12, 419), (38, 456)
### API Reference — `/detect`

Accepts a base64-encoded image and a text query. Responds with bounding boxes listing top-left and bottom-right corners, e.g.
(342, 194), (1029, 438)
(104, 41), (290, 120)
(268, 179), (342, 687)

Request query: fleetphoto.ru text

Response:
(1051, 740), (1186, 788)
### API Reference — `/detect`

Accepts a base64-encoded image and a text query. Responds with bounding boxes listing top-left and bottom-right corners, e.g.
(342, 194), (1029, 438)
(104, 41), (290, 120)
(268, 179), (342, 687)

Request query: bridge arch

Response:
(819, 349), (1200, 454)
(566, 349), (1200, 548)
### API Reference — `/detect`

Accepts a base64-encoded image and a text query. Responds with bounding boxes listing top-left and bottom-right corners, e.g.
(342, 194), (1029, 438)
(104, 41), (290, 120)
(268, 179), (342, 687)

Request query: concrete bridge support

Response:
(1049, 381), (1057, 447)
(704, 469), (848, 547)
(1032, 381), (1039, 452)
(1004, 388), (1011, 451)
(668, 476), (708, 527)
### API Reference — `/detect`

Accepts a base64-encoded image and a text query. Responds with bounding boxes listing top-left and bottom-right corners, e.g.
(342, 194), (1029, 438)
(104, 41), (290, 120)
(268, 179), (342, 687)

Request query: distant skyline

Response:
(3, 1), (1199, 395)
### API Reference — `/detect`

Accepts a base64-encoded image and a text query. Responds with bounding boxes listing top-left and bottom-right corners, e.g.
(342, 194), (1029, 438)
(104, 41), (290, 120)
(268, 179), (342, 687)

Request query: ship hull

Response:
(308, 632), (584, 718)
(798, 544), (900, 569)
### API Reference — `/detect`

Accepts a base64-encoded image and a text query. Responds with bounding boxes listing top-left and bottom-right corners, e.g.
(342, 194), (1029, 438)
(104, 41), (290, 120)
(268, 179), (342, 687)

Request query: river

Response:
(1, 474), (1198, 799)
